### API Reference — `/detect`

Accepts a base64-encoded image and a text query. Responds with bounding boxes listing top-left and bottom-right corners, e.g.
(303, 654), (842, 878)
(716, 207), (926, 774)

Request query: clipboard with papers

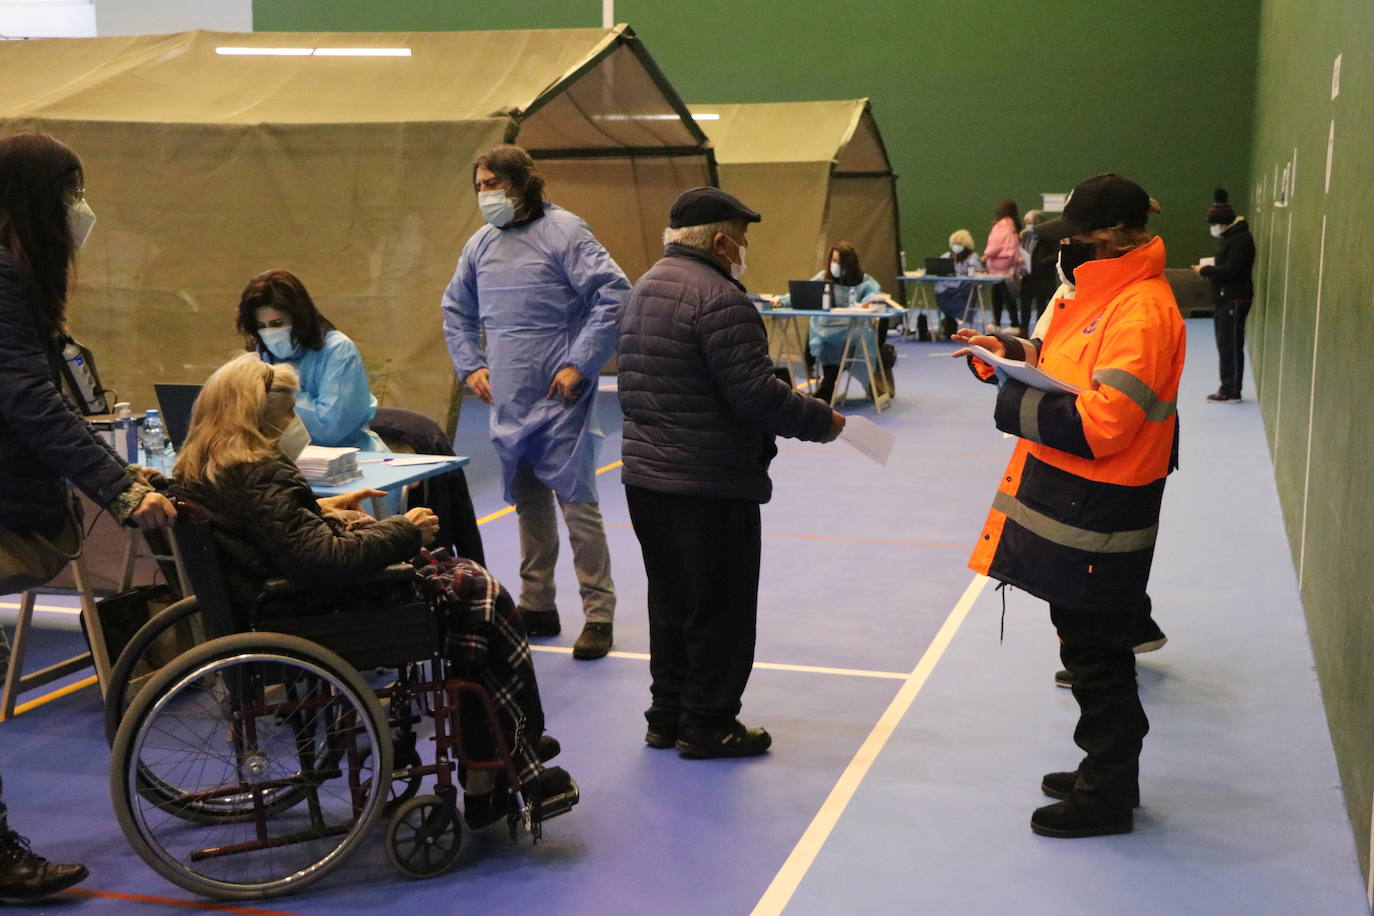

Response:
(967, 345), (1082, 395)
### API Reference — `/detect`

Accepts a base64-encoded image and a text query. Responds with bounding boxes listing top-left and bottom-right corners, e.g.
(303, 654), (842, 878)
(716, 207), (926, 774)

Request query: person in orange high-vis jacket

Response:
(952, 174), (1185, 840)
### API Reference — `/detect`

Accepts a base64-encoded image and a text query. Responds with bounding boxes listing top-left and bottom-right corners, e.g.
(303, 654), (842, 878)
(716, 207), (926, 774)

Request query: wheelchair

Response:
(105, 500), (571, 901)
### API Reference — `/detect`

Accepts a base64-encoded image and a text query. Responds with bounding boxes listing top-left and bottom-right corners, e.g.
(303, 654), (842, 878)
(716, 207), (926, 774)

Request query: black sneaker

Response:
(1206, 391), (1241, 403)
(0, 831), (88, 902)
(572, 622), (612, 660)
(675, 721), (772, 759)
(1041, 771), (1139, 808)
(535, 734), (561, 762)
(520, 607), (561, 637)
(1031, 798), (1133, 838)
(1054, 669), (1074, 688)
(644, 725), (677, 749)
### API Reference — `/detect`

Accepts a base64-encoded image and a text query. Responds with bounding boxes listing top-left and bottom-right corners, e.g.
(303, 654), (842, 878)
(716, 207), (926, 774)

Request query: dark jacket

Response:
(175, 455), (422, 613)
(0, 250), (132, 535)
(1199, 218), (1255, 302)
(617, 243), (834, 503)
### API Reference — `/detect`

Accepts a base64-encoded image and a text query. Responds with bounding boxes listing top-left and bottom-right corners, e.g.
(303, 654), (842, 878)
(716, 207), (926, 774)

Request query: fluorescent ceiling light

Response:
(216, 47), (312, 56)
(691, 113), (719, 120)
(314, 48), (412, 57)
(215, 47), (411, 57)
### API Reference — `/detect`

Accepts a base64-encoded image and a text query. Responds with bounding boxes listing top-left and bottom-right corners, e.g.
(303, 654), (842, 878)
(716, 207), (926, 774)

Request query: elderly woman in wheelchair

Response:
(106, 353), (577, 900)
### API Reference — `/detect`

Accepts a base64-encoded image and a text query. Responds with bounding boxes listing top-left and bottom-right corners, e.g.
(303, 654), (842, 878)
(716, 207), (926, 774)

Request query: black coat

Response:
(1199, 219), (1255, 302)
(176, 455), (422, 613)
(0, 250), (132, 536)
(617, 244), (834, 503)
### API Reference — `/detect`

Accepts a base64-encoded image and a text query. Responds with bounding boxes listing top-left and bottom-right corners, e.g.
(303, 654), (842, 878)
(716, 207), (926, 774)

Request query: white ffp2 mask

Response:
(276, 416), (312, 462)
(68, 198), (96, 249)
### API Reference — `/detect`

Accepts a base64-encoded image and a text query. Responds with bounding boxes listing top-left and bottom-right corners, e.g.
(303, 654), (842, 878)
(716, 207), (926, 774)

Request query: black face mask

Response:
(1057, 242), (1097, 286)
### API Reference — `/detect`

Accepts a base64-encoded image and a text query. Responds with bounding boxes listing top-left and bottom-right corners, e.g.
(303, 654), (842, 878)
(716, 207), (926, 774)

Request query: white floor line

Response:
(528, 644), (909, 680)
(0, 601), (79, 614)
(750, 574), (989, 916)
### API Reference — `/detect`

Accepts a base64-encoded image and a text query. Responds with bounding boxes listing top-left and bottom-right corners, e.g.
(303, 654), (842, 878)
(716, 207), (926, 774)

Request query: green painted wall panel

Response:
(253, 0), (1258, 275)
(1249, 0), (1374, 884)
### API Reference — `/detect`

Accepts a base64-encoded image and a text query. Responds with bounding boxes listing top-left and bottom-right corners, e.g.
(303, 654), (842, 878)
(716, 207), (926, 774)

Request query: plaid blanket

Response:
(413, 551), (545, 785)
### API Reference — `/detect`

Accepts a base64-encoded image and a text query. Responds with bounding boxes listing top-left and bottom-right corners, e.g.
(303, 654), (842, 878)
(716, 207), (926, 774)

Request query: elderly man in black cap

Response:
(617, 187), (846, 758)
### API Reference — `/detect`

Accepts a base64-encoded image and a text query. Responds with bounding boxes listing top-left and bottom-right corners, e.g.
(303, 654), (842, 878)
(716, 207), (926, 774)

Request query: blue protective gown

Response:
(779, 272), (885, 387)
(260, 329), (386, 452)
(441, 204), (628, 504)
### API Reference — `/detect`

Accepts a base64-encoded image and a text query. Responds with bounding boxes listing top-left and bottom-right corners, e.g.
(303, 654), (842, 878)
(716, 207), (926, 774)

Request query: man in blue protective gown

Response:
(441, 145), (628, 660)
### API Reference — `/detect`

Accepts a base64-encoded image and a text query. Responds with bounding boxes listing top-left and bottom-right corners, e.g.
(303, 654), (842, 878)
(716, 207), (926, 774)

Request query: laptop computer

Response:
(924, 257), (956, 277)
(787, 280), (828, 310)
(154, 383), (202, 450)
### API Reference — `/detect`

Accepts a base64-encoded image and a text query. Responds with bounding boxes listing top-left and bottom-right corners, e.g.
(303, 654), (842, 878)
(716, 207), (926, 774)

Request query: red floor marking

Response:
(61, 888), (311, 915)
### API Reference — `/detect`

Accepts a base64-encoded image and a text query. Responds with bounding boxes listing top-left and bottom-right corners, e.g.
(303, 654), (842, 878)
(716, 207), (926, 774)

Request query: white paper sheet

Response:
(839, 414), (895, 466)
(966, 345), (1082, 395)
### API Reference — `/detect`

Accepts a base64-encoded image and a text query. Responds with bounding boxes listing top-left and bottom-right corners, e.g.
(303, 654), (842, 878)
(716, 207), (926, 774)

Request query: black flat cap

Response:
(1034, 173), (1151, 242)
(669, 187), (762, 228)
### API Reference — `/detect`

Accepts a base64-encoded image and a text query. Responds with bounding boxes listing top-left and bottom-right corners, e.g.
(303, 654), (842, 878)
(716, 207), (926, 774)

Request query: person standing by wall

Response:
(618, 188), (845, 758)
(1017, 209), (1059, 335)
(441, 145), (628, 660)
(982, 198), (1023, 331)
(952, 173), (1185, 838)
(1193, 188), (1254, 403)
(0, 132), (178, 901)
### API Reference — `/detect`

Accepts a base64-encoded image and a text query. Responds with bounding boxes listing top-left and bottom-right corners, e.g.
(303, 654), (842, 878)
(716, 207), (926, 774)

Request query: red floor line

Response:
(603, 522), (969, 550)
(61, 887), (311, 915)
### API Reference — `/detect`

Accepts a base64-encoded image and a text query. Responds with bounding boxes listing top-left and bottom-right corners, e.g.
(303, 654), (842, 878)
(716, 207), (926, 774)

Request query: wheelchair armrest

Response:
(256, 563), (419, 601)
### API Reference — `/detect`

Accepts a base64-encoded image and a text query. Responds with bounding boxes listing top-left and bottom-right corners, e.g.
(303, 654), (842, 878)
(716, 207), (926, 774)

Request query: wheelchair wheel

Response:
(110, 632), (393, 901)
(105, 599), (314, 826)
(385, 794), (463, 879)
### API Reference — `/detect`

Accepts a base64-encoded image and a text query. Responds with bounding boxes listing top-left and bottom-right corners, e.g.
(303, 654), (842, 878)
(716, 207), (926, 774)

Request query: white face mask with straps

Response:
(68, 198), (96, 249)
(722, 234), (748, 281)
(275, 416), (311, 462)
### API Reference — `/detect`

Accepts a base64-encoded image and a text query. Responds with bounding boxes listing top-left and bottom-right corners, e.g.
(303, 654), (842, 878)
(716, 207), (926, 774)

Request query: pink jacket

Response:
(983, 217), (1023, 275)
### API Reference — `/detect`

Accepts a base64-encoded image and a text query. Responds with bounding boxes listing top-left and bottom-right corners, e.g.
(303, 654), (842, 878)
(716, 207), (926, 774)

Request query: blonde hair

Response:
(949, 229), (975, 251)
(174, 353), (299, 484)
(663, 219), (747, 250)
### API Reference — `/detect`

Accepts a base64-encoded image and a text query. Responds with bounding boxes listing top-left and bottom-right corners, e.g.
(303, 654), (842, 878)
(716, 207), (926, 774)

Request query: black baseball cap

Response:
(668, 187), (762, 228)
(1033, 173), (1151, 242)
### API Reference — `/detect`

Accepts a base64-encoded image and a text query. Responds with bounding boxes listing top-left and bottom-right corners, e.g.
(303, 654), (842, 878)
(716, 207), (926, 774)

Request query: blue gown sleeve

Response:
(440, 240), (487, 381)
(295, 335), (376, 447)
(857, 275), (883, 301)
(557, 223), (629, 381)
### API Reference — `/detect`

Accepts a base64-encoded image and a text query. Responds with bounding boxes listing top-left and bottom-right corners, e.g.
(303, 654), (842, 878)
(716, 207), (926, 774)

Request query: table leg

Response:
(832, 322), (857, 407)
(72, 554), (111, 697)
(861, 320), (889, 413)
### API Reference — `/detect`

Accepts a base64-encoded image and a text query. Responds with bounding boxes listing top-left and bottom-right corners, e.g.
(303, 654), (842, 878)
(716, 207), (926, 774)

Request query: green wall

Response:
(253, 0), (1259, 274)
(1249, 0), (1374, 885)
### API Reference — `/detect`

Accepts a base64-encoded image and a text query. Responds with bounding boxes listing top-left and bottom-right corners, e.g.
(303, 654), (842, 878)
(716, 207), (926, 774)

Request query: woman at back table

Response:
(775, 242), (886, 402)
(933, 229), (984, 338)
(235, 269), (388, 452)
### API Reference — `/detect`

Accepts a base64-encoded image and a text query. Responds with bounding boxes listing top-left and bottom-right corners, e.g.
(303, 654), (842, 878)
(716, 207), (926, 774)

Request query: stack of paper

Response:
(294, 445), (362, 485)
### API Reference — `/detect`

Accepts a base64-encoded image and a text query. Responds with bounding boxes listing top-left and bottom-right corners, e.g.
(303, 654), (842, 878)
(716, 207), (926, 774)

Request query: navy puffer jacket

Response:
(618, 244), (834, 503)
(0, 250), (132, 535)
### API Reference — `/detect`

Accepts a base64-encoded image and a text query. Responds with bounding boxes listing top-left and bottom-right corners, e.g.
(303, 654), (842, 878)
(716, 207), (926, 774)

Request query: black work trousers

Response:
(625, 485), (761, 736)
(1050, 598), (1150, 813)
(1214, 299), (1252, 398)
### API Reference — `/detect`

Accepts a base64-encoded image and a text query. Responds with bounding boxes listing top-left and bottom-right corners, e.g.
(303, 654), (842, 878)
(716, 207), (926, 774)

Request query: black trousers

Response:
(625, 485), (761, 735)
(990, 281), (1011, 327)
(1214, 299), (1252, 397)
(1050, 598), (1151, 813)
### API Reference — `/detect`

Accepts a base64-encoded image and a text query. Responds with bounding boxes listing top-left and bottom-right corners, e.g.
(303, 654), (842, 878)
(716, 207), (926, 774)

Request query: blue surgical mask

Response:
(478, 189), (515, 228)
(829, 262), (842, 279)
(258, 326), (299, 361)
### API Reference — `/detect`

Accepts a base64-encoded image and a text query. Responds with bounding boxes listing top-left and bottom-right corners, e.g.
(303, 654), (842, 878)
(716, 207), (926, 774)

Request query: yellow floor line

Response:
(474, 460), (624, 527)
(750, 574), (989, 916)
(528, 644), (908, 680)
(8, 674), (98, 718)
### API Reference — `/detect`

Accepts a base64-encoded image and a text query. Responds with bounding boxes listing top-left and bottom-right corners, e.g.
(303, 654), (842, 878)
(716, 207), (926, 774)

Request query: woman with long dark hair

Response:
(0, 132), (176, 901)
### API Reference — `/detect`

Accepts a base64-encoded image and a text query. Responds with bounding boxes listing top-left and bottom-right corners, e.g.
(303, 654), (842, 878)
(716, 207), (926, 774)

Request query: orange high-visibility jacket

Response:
(968, 237), (1186, 611)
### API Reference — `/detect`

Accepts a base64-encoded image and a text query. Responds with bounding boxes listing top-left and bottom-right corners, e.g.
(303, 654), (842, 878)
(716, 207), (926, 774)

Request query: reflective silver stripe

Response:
(1019, 387), (1043, 443)
(1092, 368), (1176, 421)
(992, 490), (1158, 553)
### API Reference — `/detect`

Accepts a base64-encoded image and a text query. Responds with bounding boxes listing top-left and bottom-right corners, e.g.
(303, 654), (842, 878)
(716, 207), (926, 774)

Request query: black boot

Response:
(1031, 797), (1132, 838)
(675, 720), (772, 759)
(0, 830), (88, 902)
(519, 606), (560, 637)
(572, 622), (612, 660)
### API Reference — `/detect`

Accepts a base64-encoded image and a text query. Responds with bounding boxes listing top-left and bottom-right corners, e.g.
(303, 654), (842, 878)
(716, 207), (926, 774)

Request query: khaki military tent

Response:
(687, 99), (901, 298)
(0, 25), (714, 422)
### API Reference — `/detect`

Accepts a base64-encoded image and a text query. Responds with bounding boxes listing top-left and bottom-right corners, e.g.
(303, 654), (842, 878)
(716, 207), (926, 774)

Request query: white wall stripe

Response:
(749, 574), (989, 916)
(1273, 209), (1293, 457)
(1297, 214), (1326, 583)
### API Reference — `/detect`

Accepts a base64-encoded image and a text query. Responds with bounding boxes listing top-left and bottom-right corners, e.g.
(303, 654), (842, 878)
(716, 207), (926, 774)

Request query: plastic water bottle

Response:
(900, 249), (908, 273)
(113, 402), (137, 463)
(139, 408), (168, 473)
(821, 283), (832, 311)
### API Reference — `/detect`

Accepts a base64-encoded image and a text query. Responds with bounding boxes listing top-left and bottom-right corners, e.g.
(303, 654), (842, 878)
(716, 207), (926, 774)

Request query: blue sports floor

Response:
(0, 319), (1366, 914)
